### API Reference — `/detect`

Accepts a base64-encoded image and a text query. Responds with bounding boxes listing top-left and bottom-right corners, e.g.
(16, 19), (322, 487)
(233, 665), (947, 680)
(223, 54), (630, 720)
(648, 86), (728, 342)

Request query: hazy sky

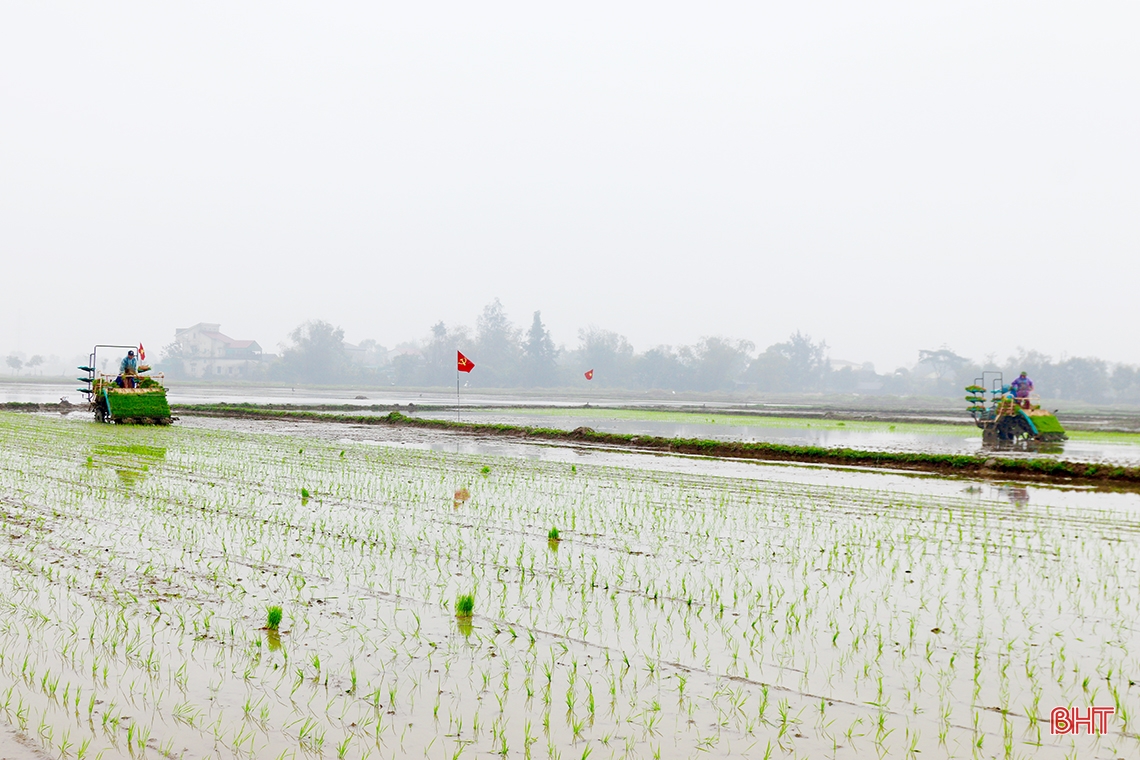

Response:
(2, 3), (1137, 372)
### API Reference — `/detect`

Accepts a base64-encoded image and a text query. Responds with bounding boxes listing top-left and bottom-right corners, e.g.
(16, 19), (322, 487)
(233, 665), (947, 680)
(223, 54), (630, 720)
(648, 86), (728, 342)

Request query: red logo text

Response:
(1050, 706), (1114, 735)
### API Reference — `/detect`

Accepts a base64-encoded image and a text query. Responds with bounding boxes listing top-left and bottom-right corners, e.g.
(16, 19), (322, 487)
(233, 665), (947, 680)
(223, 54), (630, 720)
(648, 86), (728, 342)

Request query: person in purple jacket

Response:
(1010, 372), (1034, 408)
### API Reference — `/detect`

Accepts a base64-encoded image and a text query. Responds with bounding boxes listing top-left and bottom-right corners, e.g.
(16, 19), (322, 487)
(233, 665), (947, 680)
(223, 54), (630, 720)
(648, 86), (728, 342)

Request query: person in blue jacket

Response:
(117, 350), (139, 388)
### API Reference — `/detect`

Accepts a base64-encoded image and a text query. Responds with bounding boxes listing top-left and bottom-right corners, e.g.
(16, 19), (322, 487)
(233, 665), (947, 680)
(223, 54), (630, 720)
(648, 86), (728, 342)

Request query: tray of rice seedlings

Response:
(100, 387), (172, 424)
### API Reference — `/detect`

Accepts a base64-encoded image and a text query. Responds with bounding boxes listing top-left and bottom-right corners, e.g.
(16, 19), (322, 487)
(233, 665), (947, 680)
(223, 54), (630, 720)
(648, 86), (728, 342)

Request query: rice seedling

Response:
(455, 594), (475, 618)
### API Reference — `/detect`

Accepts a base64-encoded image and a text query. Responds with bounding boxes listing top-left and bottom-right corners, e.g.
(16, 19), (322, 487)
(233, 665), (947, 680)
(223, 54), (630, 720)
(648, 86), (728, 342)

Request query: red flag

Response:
(457, 351), (475, 373)
(584, 369), (594, 380)
(138, 343), (146, 361)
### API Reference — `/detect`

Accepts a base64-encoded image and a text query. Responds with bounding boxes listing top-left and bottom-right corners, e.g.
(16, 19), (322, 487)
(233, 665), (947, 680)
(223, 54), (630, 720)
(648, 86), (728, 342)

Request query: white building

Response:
(172, 323), (263, 378)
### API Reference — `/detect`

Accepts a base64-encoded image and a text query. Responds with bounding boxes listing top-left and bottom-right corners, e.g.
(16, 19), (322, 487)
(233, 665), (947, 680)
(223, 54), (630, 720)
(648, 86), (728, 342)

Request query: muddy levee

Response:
(0, 410), (1137, 759)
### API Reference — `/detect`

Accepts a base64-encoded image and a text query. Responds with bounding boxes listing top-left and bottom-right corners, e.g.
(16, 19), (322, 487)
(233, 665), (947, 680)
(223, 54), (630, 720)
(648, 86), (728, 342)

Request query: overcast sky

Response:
(2, 2), (1137, 372)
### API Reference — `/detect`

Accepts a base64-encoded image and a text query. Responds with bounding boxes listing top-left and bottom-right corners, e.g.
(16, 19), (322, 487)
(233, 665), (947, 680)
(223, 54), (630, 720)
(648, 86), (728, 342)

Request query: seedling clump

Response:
(266, 605), (283, 631)
(455, 593), (475, 618)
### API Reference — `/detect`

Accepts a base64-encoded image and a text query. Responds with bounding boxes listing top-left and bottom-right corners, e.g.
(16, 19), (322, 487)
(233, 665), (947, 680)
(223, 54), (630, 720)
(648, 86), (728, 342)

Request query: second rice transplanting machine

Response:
(965, 371), (1066, 444)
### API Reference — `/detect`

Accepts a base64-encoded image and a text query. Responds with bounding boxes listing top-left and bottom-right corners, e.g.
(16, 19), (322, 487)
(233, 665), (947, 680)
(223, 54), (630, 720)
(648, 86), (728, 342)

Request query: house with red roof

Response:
(172, 322), (264, 378)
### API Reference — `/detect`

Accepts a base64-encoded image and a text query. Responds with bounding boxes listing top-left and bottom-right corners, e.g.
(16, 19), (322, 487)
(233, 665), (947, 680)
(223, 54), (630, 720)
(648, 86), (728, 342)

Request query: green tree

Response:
(5, 355), (22, 375)
(682, 337), (755, 392)
(744, 349), (792, 391)
(422, 321), (473, 386)
(1111, 365), (1140, 403)
(576, 327), (634, 387)
(1054, 357), (1109, 402)
(276, 320), (351, 385)
(522, 311), (558, 386)
(474, 299), (521, 387)
(158, 341), (186, 378)
(355, 339), (389, 369)
(634, 346), (690, 390)
(746, 332), (829, 391)
(917, 348), (970, 381)
(391, 352), (427, 386)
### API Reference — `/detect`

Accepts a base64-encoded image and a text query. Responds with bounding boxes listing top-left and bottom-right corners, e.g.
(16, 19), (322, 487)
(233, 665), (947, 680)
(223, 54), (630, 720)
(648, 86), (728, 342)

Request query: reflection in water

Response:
(92, 443), (167, 460)
(88, 443), (167, 489)
(983, 439), (1066, 457)
(455, 618), (474, 638)
(266, 629), (283, 652)
(1030, 443), (1066, 456)
(966, 484), (1033, 509)
(453, 488), (471, 508)
(1001, 486), (1030, 508)
(115, 468), (143, 487)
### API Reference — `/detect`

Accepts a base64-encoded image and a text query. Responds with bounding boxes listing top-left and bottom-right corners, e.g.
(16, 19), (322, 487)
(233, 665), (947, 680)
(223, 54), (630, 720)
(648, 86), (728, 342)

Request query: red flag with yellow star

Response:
(584, 369), (594, 380)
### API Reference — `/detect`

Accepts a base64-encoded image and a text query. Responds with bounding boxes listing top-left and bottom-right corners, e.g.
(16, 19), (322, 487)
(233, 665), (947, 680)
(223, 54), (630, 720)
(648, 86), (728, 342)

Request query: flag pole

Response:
(455, 350), (473, 422)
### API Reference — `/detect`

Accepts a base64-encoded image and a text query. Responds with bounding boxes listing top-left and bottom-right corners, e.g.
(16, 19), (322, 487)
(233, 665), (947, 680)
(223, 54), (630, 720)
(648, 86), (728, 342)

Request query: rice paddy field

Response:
(1, 410), (1139, 759)
(411, 408), (1140, 467)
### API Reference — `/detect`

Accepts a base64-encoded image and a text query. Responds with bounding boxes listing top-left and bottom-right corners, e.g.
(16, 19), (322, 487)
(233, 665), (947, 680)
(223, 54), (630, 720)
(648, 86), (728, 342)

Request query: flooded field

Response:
(10, 381), (1140, 465)
(1, 411), (1138, 759)
(416, 408), (1140, 468)
(0, 382), (710, 411)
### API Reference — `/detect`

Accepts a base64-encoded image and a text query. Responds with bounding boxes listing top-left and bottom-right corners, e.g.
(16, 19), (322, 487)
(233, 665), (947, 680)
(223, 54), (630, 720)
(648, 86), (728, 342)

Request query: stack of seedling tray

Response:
(105, 389), (172, 424)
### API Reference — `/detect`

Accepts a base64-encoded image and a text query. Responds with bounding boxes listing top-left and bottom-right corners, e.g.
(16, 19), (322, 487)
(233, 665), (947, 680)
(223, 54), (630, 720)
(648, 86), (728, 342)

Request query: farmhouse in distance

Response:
(169, 322), (264, 378)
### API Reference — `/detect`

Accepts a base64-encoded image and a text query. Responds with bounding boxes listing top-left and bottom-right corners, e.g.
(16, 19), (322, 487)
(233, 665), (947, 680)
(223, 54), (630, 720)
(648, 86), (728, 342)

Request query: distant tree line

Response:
(4, 354), (46, 376)
(835, 348), (1140, 405)
(256, 299), (837, 394)
(154, 299), (1140, 404)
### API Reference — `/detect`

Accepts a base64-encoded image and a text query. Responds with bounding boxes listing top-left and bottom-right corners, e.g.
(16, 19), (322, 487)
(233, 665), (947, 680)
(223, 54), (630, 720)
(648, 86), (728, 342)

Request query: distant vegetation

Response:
(145, 299), (1140, 404)
(3, 354), (45, 376)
